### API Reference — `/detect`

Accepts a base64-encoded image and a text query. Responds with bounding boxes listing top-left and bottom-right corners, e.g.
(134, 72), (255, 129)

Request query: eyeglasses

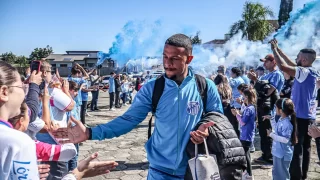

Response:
(8, 84), (27, 93)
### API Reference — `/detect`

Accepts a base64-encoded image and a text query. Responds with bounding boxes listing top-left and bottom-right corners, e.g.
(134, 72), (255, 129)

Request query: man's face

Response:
(296, 52), (304, 66)
(43, 67), (52, 83)
(263, 60), (275, 71)
(163, 44), (193, 80)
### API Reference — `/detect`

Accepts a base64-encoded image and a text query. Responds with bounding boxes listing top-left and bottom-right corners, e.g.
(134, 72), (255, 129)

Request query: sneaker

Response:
(109, 108), (115, 111)
(250, 146), (255, 153)
(254, 157), (266, 163)
(86, 112), (92, 117)
(123, 103), (128, 106)
(261, 164), (273, 169)
(242, 171), (254, 180)
(94, 108), (100, 111)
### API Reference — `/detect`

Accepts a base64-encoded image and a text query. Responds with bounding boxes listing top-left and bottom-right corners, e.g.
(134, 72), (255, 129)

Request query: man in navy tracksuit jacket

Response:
(54, 34), (223, 179)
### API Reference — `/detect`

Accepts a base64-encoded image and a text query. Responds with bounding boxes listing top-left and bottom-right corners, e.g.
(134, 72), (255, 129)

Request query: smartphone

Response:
(30, 60), (42, 73)
(30, 60), (45, 90)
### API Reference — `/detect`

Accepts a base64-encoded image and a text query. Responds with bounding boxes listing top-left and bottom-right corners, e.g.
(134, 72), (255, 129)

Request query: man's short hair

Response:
(300, 49), (316, 62)
(165, 34), (193, 54)
(231, 67), (241, 77)
(110, 72), (115, 75)
(39, 59), (51, 72)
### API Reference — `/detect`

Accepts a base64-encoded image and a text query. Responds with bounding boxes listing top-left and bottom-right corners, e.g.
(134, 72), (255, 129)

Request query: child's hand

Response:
(266, 129), (272, 136)
(236, 97), (242, 104)
(231, 109), (239, 116)
(262, 115), (272, 121)
(42, 86), (50, 103)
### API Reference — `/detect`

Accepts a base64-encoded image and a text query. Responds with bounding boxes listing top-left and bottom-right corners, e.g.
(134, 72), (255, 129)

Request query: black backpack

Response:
(148, 74), (208, 139)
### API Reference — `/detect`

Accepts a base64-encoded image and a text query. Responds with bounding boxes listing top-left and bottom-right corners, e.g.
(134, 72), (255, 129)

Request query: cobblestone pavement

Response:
(80, 92), (320, 180)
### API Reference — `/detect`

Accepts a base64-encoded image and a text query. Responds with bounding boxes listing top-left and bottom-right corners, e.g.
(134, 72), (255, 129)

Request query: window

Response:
(60, 64), (67, 67)
(87, 63), (95, 67)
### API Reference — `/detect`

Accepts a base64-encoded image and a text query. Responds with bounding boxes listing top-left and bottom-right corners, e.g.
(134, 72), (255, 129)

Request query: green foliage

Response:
(190, 31), (202, 45)
(1, 52), (17, 64)
(230, 1), (275, 41)
(29, 45), (53, 61)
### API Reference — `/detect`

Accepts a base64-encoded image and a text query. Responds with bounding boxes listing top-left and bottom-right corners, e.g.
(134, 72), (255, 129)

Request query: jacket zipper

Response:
(173, 87), (180, 175)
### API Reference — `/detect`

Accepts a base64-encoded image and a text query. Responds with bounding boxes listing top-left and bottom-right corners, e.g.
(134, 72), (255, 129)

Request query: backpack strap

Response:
(148, 75), (165, 139)
(194, 74), (208, 117)
(148, 74), (208, 139)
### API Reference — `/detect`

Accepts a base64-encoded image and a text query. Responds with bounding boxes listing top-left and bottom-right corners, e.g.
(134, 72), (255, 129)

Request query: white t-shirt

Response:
(49, 88), (73, 128)
(0, 124), (39, 180)
(25, 117), (45, 140)
(295, 66), (310, 83)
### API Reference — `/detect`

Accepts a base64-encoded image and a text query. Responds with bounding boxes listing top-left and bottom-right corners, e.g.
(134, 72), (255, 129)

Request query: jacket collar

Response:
(164, 67), (195, 88)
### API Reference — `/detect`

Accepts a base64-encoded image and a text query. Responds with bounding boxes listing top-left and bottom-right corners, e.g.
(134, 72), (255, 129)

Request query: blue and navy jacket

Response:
(91, 68), (223, 176)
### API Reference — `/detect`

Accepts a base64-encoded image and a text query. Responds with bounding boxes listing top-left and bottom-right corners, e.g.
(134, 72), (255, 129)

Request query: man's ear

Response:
(186, 56), (194, 64)
(42, 71), (47, 77)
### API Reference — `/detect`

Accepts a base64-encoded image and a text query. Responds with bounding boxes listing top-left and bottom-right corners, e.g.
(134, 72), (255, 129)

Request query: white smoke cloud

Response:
(108, 0), (320, 76)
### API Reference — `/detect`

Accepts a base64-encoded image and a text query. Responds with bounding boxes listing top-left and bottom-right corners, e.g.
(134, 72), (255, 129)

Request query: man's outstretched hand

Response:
(52, 116), (90, 144)
(190, 121), (215, 144)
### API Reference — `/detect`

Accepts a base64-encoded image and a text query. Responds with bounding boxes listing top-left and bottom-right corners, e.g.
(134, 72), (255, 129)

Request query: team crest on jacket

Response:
(187, 101), (200, 115)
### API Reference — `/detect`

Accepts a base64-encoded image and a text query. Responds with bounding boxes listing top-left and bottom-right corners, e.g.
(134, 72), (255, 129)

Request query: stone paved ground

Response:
(80, 92), (320, 180)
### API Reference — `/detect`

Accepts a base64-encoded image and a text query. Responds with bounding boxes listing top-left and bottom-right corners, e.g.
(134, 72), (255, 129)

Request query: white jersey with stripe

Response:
(0, 125), (39, 179)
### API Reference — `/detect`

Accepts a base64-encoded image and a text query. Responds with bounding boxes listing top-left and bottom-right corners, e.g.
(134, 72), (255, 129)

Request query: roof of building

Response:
(203, 39), (227, 45)
(46, 54), (89, 62)
(66, 50), (100, 54)
(268, 20), (279, 30)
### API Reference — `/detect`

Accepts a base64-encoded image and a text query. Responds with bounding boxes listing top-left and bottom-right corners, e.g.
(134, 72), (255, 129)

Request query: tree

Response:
(278, 0), (293, 28)
(29, 45), (53, 61)
(190, 31), (202, 45)
(16, 56), (29, 68)
(1, 52), (17, 64)
(229, 1), (275, 41)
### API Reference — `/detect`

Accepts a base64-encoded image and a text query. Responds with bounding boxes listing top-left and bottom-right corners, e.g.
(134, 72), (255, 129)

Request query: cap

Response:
(256, 66), (265, 71)
(260, 54), (275, 62)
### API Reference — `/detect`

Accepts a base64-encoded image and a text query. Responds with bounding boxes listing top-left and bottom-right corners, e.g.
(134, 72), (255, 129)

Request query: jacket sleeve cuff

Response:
(91, 125), (114, 140)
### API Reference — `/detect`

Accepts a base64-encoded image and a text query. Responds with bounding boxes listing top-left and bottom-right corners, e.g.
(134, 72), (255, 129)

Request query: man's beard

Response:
(297, 61), (302, 66)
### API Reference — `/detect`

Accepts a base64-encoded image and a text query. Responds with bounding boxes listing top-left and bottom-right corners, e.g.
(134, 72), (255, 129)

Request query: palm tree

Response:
(230, 1), (275, 41)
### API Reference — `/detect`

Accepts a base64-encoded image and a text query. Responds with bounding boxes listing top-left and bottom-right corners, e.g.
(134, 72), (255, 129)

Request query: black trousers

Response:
(115, 91), (121, 107)
(43, 161), (68, 180)
(289, 118), (313, 180)
(80, 101), (87, 124)
(109, 92), (115, 109)
(90, 91), (99, 110)
(241, 140), (252, 176)
(257, 107), (273, 161)
(223, 103), (240, 137)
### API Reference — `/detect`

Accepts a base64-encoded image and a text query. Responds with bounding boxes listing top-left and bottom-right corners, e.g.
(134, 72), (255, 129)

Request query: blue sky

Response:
(0, 0), (311, 56)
